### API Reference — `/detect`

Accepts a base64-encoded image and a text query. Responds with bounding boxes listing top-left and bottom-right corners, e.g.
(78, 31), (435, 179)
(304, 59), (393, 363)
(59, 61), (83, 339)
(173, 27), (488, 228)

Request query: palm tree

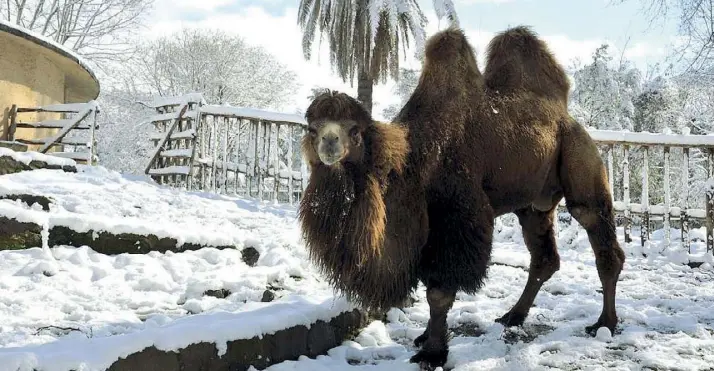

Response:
(298, 0), (436, 114)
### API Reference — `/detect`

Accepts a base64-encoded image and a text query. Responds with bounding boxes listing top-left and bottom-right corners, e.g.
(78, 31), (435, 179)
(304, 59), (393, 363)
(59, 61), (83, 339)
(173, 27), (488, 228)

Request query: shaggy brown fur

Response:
(483, 26), (570, 104)
(299, 26), (625, 370)
(299, 95), (421, 308)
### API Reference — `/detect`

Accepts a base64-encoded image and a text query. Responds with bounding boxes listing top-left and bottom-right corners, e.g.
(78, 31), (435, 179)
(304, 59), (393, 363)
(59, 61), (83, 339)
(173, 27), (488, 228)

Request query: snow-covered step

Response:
(148, 109), (199, 122)
(15, 119), (97, 130)
(47, 151), (93, 161)
(159, 148), (193, 158)
(148, 165), (191, 176)
(0, 293), (365, 371)
(15, 137), (89, 147)
(149, 128), (196, 142)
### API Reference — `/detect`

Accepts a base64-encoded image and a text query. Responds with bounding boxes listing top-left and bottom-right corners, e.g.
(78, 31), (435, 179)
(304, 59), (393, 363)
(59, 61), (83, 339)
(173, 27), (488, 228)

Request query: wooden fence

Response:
(144, 94), (714, 254)
(8, 101), (99, 164)
(144, 94), (307, 204)
(563, 129), (714, 254)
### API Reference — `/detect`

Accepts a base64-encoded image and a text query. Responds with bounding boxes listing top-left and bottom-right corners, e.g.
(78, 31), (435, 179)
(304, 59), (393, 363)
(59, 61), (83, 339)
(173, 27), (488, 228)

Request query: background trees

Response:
(95, 28), (301, 174)
(126, 28), (299, 110)
(0, 0), (153, 65)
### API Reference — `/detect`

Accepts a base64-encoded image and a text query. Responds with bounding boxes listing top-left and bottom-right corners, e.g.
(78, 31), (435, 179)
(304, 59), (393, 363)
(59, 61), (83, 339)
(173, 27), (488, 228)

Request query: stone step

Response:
(0, 140), (28, 152)
(0, 215), (235, 253)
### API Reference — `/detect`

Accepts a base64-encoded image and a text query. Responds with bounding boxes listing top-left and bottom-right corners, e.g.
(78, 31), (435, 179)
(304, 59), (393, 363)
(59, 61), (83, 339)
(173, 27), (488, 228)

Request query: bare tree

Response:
(615, 0), (714, 76)
(0, 0), (153, 62)
(125, 28), (300, 111)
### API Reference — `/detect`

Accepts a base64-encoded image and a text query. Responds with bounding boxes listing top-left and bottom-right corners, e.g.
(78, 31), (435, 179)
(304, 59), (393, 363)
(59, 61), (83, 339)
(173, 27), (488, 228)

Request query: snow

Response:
(201, 105), (307, 125)
(0, 164), (713, 370)
(0, 289), (353, 371)
(264, 231), (714, 371)
(148, 128), (196, 141)
(37, 101), (99, 113)
(146, 109), (200, 123)
(159, 149), (193, 158)
(0, 165), (297, 248)
(588, 128), (714, 147)
(0, 19), (95, 79)
(147, 165), (191, 175)
(0, 148), (76, 167)
(139, 93), (207, 109)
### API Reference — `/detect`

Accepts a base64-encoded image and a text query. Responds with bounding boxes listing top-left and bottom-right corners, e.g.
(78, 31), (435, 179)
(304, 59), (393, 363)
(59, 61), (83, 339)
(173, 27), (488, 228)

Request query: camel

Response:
(298, 26), (625, 370)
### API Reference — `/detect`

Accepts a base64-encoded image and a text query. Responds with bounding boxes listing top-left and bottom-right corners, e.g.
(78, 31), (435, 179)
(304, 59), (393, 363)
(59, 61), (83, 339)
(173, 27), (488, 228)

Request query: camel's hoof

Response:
(413, 331), (428, 347)
(495, 311), (526, 327)
(410, 348), (448, 370)
(585, 317), (617, 336)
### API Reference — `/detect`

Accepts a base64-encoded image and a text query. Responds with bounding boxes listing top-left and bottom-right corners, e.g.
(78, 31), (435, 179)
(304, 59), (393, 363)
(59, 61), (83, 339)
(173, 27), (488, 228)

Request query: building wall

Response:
(0, 31), (65, 151)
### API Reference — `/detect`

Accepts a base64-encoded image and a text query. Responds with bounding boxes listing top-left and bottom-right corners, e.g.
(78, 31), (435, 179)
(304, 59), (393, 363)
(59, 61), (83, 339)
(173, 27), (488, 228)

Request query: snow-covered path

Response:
(266, 242), (714, 371)
(1, 165), (713, 370)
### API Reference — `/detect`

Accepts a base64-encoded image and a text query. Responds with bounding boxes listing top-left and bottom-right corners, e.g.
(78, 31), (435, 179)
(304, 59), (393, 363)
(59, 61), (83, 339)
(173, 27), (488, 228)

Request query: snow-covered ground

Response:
(1, 165), (713, 370)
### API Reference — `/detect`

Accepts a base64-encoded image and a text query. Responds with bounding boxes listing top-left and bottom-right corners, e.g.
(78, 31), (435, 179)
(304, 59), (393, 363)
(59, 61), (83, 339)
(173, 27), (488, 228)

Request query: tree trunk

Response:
(357, 70), (373, 114)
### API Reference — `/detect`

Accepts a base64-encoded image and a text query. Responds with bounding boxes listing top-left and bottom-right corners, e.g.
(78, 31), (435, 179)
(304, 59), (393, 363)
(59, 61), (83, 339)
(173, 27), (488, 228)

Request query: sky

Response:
(143, 0), (681, 118)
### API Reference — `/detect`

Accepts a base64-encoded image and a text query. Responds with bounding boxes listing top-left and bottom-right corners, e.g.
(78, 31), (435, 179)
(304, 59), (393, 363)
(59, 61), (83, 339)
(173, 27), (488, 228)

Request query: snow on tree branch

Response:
(0, 0), (153, 63)
(124, 28), (300, 111)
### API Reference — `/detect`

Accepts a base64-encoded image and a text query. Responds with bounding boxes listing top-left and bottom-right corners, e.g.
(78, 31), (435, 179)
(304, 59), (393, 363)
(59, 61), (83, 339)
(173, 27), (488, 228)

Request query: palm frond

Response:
(297, 0), (436, 85)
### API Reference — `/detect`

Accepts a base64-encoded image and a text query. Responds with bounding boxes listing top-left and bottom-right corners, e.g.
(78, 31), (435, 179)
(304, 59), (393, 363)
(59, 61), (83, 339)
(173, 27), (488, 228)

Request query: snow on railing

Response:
(576, 128), (714, 254)
(143, 94), (306, 205)
(8, 101), (100, 164)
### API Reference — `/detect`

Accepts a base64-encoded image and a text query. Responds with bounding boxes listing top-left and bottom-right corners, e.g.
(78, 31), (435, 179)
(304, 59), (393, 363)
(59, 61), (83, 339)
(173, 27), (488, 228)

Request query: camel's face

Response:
(307, 119), (363, 166)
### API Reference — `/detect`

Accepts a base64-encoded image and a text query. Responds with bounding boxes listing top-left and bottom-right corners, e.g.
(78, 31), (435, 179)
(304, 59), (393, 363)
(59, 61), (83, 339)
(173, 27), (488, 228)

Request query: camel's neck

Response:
(299, 164), (386, 266)
(297, 122), (412, 309)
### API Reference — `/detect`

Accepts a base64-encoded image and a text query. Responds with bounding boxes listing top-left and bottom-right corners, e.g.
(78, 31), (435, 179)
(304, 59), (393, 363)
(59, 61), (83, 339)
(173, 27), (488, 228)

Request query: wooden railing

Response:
(144, 94), (203, 187)
(144, 94), (307, 204)
(143, 94), (713, 256)
(8, 101), (99, 164)
(564, 129), (714, 254)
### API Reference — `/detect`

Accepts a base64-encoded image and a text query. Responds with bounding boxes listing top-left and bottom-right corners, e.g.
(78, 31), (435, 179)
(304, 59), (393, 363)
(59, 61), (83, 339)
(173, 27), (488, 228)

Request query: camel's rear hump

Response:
(484, 26), (570, 104)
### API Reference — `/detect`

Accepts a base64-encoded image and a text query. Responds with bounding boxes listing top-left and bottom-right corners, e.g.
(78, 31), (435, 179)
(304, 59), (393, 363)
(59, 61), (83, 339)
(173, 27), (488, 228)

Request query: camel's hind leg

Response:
(560, 122), (625, 335)
(496, 204), (561, 327)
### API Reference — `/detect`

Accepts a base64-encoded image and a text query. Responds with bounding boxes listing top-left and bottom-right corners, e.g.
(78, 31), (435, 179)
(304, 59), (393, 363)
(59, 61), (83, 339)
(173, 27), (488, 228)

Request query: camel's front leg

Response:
(410, 286), (456, 370)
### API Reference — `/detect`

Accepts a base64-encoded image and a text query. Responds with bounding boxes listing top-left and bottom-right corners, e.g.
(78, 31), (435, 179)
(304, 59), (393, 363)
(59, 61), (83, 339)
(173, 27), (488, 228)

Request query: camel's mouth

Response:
(318, 150), (346, 166)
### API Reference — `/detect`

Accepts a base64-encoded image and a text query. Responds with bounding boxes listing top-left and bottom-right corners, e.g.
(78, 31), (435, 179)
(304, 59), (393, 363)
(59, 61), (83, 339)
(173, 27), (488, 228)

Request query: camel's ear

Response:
(367, 121), (409, 182)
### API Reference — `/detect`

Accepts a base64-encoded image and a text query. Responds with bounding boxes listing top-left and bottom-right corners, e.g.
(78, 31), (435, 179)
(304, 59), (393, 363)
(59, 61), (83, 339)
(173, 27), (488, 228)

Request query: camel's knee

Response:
(426, 287), (456, 310)
(532, 254), (560, 280)
(594, 246), (625, 278)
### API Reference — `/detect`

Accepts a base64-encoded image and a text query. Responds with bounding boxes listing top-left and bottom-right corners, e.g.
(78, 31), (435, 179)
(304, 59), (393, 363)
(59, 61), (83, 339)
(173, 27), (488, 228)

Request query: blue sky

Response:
(147, 0), (681, 116)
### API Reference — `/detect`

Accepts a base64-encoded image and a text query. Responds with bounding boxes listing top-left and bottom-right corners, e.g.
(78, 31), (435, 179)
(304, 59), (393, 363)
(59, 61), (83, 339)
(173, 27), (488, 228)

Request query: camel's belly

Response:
(483, 135), (561, 215)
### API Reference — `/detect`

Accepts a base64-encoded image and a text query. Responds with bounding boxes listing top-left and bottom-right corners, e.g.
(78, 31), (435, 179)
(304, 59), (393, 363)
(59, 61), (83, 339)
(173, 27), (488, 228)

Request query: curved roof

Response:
(0, 20), (100, 102)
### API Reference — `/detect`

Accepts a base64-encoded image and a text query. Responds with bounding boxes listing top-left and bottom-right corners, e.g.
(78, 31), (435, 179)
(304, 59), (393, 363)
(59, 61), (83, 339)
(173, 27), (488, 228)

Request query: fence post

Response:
(623, 144), (631, 243)
(706, 149), (714, 253)
(663, 146), (671, 248)
(641, 146), (650, 246)
(8, 104), (17, 141)
(89, 105), (98, 165)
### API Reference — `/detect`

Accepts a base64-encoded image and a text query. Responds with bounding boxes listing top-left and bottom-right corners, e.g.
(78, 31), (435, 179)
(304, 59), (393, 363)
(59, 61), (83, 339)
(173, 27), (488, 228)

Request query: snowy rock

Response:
(0, 148), (77, 175)
(261, 290), (276, 303)
(241, 247), (260, 267)
(0, 194), (52, 211)
(0, 216), (43, 250)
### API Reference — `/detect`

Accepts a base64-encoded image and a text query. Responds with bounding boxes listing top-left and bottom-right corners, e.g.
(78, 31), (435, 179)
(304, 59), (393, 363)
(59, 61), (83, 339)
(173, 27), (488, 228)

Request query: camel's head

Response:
(303, 90), (372, 168)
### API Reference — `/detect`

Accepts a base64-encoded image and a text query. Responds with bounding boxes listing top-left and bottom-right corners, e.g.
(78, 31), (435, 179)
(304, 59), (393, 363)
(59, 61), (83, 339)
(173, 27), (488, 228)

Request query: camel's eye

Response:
(349, 126), (361, 145)
(307, 127), (317, 137)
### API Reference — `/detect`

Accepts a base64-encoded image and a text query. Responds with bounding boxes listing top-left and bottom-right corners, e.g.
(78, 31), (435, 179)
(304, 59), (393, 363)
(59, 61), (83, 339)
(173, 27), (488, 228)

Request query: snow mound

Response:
(0, 289), (354, 371)
(0, 165), (297, 248)
(0, 148), (76, 168)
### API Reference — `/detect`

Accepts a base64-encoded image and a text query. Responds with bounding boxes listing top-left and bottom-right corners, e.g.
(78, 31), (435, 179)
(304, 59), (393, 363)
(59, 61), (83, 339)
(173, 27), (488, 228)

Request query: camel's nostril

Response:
(322, 134), (339, 145)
